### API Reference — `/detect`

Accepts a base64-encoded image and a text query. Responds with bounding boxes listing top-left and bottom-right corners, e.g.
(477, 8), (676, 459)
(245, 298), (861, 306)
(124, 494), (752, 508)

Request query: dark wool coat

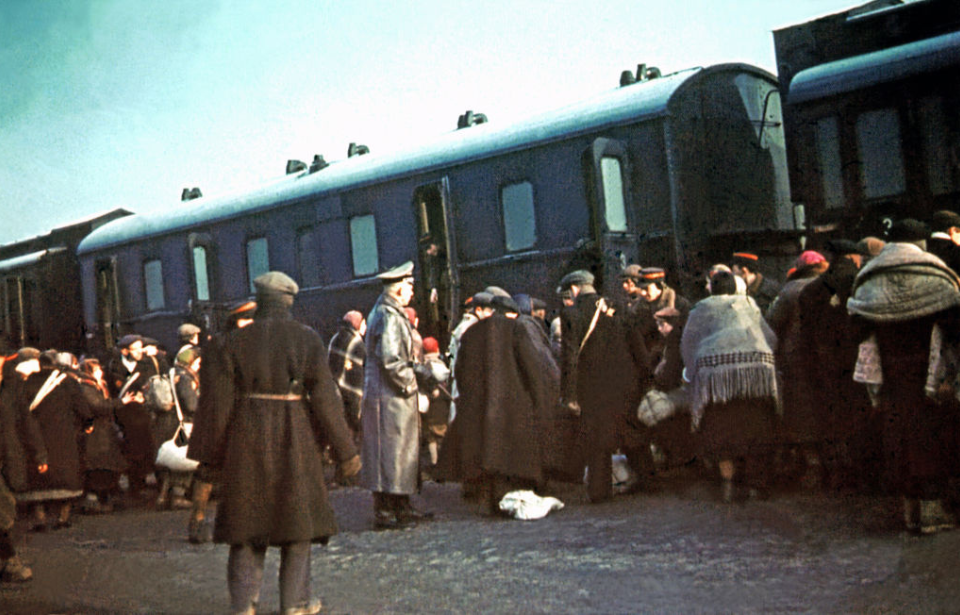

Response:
(106, 351), (160, 471)
(0, 376), (47, 493)
(768, 271), (824, 443)
(436, 313), (550, 484)
(193, 302), (357, 546)
(561, 292), (648, 454)
(796, 258), (873, 449)
(77, 376), (128, 474)
(747, 273), (781, 316)
(17, 368), (91, 495)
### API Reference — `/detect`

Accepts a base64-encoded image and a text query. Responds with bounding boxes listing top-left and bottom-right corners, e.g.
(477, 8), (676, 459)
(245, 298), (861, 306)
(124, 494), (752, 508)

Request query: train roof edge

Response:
(76, 63), (776, 256)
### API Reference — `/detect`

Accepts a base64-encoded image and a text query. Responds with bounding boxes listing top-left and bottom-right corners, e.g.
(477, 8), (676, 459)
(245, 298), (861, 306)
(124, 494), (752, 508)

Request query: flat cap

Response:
(888, 218), (929, 243)
(930, 210), (960, 232)
(254, 271), (299, 296)
(484, 286), (511, 298)
(470, 291), (494, 308)
(857, 236), (885, 257)
(178, 323), (201, 338)
(557, 269), (594, 293)
(376, 261), (414, 283)
(639, 267), (665, 281)
(491, 295), (520, 314)
(619, 264), (643, 281)
(117, 334), (142, 349)
(17, 347), (41, 361)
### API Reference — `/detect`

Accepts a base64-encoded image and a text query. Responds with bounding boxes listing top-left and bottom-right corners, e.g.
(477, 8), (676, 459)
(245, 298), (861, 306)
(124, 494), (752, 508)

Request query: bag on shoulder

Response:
(143, 373), (176, 412)
(156, 423), (198, 472)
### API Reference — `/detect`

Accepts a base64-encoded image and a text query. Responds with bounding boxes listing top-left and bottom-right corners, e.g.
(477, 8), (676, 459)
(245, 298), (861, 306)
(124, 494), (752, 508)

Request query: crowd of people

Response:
(3, 212), (960, 612)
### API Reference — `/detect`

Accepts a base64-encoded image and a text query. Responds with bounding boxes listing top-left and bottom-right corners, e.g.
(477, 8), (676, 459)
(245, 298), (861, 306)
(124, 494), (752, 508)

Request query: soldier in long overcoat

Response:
(192, 272), (359, 615)
(360, 261), (429, 529)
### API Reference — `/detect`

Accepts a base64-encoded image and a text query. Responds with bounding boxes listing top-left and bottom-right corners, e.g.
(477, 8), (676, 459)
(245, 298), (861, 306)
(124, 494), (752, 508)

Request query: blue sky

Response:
(0, 0), (857, 245)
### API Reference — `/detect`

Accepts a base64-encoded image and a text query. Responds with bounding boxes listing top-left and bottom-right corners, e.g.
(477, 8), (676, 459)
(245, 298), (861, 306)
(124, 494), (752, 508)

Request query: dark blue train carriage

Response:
(774, 0), (960, 242)
(76, 62), (795, 354)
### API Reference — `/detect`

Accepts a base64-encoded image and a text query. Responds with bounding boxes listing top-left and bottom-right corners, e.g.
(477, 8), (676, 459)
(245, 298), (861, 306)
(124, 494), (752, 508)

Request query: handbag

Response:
(154, 371), (199, 472)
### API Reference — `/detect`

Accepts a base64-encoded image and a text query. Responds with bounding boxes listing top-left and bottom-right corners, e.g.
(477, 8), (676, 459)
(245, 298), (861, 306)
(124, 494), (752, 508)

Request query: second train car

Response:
(76, 62), (797, 353)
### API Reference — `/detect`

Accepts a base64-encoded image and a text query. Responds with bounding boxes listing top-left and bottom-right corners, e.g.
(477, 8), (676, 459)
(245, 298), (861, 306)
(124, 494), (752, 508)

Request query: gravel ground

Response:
(2, 475), (959, 614)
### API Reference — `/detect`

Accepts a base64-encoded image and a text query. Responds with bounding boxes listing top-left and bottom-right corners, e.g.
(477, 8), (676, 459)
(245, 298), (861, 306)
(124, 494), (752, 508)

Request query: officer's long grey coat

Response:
(361, 293), (420, 494)
(193, 302), (357, 546)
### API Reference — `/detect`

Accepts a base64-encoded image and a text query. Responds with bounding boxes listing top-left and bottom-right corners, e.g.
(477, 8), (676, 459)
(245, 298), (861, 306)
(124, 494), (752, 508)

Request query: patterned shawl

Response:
(680, 295), (779, 427)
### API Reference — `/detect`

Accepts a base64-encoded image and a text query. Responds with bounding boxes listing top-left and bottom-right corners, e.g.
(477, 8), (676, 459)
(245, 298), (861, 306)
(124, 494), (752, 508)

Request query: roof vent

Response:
(620, 63), (662, 87)
(457, 110), (488, 129)
(347, 143), (370, 157)
(286, 160), (307, 174)
(181, 187), (203, 201)
(308, 154), (329, 173)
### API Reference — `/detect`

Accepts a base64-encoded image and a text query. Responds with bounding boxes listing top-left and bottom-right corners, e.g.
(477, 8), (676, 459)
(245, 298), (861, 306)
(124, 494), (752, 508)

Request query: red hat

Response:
(422, 337), (439, 355)
(796, 250), (826, 268)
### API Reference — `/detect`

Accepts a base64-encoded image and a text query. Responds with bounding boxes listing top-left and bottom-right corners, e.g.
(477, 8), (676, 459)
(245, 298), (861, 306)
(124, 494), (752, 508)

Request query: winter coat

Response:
(561, 292), (648, 454)
(0, 376), (47, 493)
(16, 368), (91, 498)
(360, 293), (420, 495)
(768, 271), (823, 443)
(77, 375), (127, 474)
(436, 313), (549, 484)
(193, 302), (357, 545)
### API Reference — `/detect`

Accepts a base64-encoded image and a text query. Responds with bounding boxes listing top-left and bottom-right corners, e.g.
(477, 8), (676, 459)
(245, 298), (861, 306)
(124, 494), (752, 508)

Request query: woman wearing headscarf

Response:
(681, 269), (780, 502)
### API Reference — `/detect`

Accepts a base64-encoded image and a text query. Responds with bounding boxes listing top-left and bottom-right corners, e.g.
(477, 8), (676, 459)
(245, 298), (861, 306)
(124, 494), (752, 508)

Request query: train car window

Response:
(600, 157), (628, 232)
(143, 259), (165, 311)
(856, 108), (906, 199)
(246, 237), (270, 293)
(815, 116), (845, 209)
(349, 215), (379, 277)
(501, 181), (536, 251)
(918, 96), (958, 196)
(192, 246), (210, 302)
(297, 228), (324, 288)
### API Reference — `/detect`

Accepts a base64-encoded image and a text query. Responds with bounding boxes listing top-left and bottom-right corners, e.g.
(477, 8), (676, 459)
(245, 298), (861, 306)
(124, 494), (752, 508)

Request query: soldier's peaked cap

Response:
(640, 267), (665, 281)
(376, 261), (414, 283)
(253, 271), (299, 296)
(731, 252), (760, 268)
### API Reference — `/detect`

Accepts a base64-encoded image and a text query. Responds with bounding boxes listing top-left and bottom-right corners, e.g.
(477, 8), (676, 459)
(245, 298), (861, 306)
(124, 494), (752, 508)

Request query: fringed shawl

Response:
(680, 295), (779, 427)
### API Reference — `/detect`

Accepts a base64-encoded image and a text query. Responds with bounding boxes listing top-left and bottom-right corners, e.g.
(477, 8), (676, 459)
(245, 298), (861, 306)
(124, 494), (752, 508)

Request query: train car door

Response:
(582, 138), (638, 294)
(412, 178), (459, 348)
(95, 258), (122, 351)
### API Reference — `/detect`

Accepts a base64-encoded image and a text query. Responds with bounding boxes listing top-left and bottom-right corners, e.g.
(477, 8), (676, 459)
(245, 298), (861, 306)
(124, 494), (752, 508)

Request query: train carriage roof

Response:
(787, 30), (960, 104)
(78, 64), (773, 255)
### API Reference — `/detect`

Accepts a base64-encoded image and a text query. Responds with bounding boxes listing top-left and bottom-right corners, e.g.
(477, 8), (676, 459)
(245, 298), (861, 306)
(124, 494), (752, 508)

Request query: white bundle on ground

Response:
(498, 490), (564, 520)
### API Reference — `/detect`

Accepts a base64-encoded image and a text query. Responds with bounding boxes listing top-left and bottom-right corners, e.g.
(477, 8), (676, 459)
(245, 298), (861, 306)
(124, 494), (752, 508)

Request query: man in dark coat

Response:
(436, 295), (550, 514)
(361, 261), (429, 529)
(191, 271), (360, 615)
(105, 334), (159, 499)
(559, 270), (649, 502)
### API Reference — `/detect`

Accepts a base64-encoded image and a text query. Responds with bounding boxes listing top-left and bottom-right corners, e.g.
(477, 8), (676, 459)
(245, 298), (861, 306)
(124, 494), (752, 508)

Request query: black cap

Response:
(888, 219), (929, 243)
(930, 210), (960, 233)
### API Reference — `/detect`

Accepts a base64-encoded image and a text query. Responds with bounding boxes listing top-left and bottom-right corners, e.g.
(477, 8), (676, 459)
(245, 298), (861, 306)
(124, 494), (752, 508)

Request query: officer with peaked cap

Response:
(928, 210), (960, 274)
(193, 270), (360, 614)
(361, 261), (433, 529)
(731, 252), (780, 314)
